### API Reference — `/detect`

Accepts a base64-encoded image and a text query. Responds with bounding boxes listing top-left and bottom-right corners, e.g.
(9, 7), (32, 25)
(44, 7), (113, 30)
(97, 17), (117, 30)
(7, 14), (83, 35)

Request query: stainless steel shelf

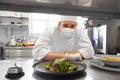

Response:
(0, 16), (28, 19)
(0, 24), (28, 28)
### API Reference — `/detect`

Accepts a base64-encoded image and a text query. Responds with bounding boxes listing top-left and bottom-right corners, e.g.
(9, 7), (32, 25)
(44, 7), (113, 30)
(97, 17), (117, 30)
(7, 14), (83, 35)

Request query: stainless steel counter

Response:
(0, 59), (119, 80)
(4, 46), (33, 50)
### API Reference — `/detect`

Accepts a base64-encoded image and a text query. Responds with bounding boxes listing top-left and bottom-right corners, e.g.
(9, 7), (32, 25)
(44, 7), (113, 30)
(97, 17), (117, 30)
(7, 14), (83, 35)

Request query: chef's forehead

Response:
(59, 15), (77, 22)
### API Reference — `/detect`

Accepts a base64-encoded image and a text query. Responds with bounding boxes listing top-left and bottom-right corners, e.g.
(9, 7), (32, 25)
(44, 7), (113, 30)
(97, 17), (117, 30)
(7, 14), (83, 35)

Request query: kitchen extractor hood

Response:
(0, 0), (120, 18)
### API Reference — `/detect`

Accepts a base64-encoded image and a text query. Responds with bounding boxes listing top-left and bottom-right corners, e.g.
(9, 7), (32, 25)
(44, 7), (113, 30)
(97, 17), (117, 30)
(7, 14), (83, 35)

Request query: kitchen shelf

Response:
(0, 23), (28, 27)
(0, 16), (28, 20)
(0, 15), (29, 28)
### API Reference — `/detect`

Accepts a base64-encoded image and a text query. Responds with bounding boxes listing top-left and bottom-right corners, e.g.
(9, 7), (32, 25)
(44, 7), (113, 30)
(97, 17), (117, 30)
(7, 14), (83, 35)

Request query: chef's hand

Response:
(63, 51), (82, 60)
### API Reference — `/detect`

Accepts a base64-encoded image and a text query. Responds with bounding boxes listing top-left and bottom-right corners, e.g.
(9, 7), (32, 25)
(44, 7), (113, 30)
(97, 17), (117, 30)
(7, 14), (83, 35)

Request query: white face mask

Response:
(60, 28), (76, 39)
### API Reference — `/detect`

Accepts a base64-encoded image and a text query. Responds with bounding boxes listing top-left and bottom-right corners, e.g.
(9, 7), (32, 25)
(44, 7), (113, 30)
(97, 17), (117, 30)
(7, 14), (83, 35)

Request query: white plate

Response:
(90, 59), (120, 72)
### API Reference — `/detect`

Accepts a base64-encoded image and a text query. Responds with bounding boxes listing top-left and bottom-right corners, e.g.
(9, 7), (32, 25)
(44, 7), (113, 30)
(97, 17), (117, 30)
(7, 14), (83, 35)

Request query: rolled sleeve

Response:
(78, 48), (94, 59)
(32, 28), (51, 61)
(33, 47), (50, 60)
(77, 29), (95, 59)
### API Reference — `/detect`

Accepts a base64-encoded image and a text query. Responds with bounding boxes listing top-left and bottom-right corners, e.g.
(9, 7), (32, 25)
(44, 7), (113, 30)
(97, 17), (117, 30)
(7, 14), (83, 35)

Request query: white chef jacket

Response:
(33, 26), (95, 60)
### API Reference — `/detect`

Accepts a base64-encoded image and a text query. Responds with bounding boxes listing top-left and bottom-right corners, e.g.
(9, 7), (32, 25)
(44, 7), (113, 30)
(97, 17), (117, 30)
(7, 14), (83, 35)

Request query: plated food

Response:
(101, 56), (120, 62)
(33, 59), (87, 78)
(44, 59), (77, 72)
(93, 55), (120, 67)
(33, 59), (87, 79)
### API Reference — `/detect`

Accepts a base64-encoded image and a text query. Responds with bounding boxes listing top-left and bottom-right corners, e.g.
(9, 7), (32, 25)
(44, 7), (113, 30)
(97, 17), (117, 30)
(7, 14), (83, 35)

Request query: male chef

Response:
(33, 15), (95, 61)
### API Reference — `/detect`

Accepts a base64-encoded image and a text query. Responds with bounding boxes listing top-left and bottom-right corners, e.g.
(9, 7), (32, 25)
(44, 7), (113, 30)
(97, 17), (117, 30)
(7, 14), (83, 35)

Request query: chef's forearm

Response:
(43, 52), (65, 60)
(64, 50), (79, 54)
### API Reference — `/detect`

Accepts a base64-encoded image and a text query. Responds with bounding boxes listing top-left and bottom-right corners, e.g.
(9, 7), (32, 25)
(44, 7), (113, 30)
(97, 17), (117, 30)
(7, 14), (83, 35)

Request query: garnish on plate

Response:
(44, 59), (77, 72)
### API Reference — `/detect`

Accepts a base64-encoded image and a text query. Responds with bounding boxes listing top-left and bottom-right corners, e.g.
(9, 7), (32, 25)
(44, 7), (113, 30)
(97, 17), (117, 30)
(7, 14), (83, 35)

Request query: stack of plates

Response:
(90, 55), (120, 72)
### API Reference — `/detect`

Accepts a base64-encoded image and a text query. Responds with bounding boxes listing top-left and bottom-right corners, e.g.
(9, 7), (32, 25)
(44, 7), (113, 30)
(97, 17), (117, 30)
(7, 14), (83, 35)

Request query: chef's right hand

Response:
(64, 52), (82, 60)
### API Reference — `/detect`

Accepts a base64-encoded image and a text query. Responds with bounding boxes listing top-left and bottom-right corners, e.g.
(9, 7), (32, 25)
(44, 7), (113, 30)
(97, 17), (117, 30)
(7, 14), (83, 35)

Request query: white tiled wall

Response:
(0, 27), (31, 44)
(0, 27), (10, 43)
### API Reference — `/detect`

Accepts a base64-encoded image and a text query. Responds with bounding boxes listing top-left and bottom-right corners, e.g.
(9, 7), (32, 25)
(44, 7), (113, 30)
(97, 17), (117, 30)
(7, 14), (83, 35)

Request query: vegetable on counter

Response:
(22, 42), (34, 47)
(44, 59), (77, 72)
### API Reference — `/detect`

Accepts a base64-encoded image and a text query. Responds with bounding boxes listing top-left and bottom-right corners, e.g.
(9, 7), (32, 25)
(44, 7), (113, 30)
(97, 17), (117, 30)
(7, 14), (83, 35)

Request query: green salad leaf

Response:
(44, 59), (77, 72)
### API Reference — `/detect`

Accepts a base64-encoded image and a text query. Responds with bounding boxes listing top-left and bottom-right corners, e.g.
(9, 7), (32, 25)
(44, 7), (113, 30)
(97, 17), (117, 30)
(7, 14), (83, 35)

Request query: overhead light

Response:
(36, 0), (51, 3)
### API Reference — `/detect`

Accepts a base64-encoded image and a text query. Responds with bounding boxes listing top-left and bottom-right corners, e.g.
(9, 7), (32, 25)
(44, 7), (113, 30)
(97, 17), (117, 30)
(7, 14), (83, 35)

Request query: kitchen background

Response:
(0, 11), (89, 46)
(1, 11), (120, 44)
(0, 11), (120, 60)
(0, 11), (32, 44)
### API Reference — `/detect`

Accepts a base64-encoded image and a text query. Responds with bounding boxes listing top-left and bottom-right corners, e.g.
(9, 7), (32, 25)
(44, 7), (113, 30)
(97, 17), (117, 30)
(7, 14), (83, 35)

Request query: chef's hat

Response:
(60, 15), (77, 22)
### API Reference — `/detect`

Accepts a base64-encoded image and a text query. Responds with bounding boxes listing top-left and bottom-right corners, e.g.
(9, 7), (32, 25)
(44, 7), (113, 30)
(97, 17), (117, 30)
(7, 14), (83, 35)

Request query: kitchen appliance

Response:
(93, 24), (120, 54)
(0, 46), (4, 59)
(0, 41), (4, 60)
(4, 47), (33, 59)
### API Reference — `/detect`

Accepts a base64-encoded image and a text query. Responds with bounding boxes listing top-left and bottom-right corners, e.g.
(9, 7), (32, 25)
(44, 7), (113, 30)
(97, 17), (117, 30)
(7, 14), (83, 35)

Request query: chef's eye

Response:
(71, 25), (74, 28)
(71, 25), (76, 28)
(63, 24), (68, 28)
